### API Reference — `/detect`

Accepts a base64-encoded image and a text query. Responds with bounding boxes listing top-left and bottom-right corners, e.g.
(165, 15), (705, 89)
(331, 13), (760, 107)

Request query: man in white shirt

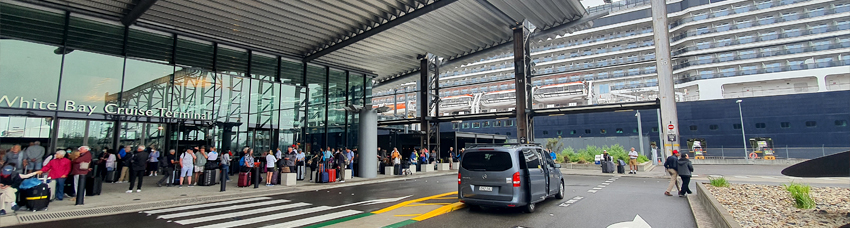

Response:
(628, 147), (639, 174)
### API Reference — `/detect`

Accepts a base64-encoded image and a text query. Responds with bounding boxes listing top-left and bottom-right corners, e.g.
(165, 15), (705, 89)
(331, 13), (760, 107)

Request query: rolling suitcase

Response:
(200, 170), (216, 186)
(321, 172), (329, 183)
(23, 183), (50, 211)
(271, 170), (280, 185)
(238, 172), (251, 187)
(327, 169), (336, 183)
(85, 175), (103, 196)
(602, 161), (615, 173)
(105, 170), (118, 183)
(616, 160), (626, 174)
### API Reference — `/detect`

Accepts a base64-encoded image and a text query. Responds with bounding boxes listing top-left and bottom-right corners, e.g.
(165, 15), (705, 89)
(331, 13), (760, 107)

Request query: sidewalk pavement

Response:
(1, 169), (458, 226)
(559, 164), (850, 186)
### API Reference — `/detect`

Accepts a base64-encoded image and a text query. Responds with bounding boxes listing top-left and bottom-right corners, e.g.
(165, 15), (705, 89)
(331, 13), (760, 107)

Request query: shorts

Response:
(194, 166), (204, 172)
(180, 167), (193, 177)
(628, 159), (637, 166)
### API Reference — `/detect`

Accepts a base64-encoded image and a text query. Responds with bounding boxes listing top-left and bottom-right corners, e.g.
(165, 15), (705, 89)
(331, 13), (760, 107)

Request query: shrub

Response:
(637, 155), (649, 163)
(708, 176), (730, 187)
(783, 182), (815, 209)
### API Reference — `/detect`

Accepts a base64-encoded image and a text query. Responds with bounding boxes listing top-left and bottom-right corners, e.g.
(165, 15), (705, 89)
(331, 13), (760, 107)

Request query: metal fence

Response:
(677, 145), (849, 159)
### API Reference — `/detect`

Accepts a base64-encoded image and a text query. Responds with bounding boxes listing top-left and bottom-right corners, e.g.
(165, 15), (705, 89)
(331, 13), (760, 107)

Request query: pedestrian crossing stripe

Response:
(195, 205), (361, 228)
(260, 210), (362, 228)
(159, 199), (291, 220)
(144, 197), (272, 215)
(173, 202), (311, 225)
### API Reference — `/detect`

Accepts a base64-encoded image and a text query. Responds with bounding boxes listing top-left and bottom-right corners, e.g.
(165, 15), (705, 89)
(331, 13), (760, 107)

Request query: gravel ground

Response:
(705, 183), (850, 228)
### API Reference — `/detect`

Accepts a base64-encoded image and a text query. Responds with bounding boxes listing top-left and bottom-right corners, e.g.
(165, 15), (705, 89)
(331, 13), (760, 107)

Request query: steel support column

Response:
(418, 54), (441, 156)
(512, 24), (533, 144)
(650, 0), (680, 158)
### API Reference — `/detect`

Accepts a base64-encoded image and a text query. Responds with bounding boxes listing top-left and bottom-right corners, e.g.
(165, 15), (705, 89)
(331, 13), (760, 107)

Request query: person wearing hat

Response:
(663, 150), (680, 196)
(1, 163), (37, 215)
(33, 150), (71, 201)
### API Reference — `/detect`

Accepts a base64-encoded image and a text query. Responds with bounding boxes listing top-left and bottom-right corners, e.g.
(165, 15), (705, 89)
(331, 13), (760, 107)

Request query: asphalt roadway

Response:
(11, 174), (695, 228)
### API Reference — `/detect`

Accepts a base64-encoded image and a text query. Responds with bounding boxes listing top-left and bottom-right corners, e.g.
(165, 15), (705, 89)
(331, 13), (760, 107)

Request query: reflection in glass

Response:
(118, 59), (174, 110)
(0, 40), (62, 108)
(60, 50), (124, 114)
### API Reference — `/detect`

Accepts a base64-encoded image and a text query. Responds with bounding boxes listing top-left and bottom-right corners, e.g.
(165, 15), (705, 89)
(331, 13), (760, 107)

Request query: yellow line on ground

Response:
(410, 202), (466, 221)
(403, 203), (451, 207)
(372, 191), (458, 214)
(432, 197), (458, 200)
(392, 214), (423, 217)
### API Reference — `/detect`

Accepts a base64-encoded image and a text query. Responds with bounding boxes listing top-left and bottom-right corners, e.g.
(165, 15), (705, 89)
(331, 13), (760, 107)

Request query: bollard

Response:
(220, 167), (226, 192)
(253, 166), (259, 188)
(75, 174), (86, 205)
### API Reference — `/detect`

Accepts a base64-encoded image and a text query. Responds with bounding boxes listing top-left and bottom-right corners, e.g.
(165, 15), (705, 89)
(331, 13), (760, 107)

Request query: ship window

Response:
(633, 128), (639, 133)
(835, 120), (847, 127)
(616, 128), (624, 133)
(506, 132), (511, 136)
(781, 122), (791, 128)
(733, 124), (742, 129)
(689, 125), (698, 131)
(571, 130), (577, 135)
(755, 123), (766, 128)
(805, 121), (817, 127)
(507, 120), (514, 126)
(472, 122), (481, 128)
(709, 124), (719, 130)
(557, 130), (562, 136)
(453, 123), (459, 129)
(651, 127), (658, 132)
(462, 123), (470, 129)
(494, 121), (502, 127)
(543, 131), (549, 135)
(585, 129), (592, 134)
(600, 129), (607, 134)
(483, 121), (491, 128)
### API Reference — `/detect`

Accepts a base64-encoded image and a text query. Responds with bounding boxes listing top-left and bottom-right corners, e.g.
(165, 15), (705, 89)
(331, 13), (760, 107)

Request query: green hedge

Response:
(557, 144), (649, 164)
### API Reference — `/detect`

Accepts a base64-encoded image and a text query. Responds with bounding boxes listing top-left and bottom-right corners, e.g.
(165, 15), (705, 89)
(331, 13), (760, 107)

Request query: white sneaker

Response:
(136, 189), (141, 193)
(125, 190), (132, 193)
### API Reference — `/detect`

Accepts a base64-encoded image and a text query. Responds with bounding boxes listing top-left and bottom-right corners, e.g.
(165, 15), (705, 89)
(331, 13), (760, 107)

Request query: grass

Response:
(708, 176), (730, 187)
(783, 182), (815, 209)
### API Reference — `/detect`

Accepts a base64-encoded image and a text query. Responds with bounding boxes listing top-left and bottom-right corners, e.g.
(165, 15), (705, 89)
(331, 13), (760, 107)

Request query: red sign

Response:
(667, 124), (674, 130)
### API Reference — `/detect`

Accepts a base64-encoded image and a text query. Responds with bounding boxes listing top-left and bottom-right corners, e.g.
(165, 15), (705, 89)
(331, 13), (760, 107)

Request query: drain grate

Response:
(17, 195), (239, 223)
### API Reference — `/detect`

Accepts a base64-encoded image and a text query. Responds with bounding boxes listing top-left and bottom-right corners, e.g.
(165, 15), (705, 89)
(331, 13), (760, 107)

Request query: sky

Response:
(581, 0), (610, 8)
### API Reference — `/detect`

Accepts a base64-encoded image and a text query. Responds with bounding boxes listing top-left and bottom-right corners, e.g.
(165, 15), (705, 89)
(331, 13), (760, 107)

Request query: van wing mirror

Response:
(554, 164), (561, 168)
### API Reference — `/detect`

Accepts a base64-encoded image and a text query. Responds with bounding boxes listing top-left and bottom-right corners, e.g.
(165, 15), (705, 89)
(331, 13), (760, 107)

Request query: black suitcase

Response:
(617, 164), (625, 174)
(602, 161), (615, 173)
(85, 176), (103, 196)
(199, 169), (216, 186)
(104, 170), (118, 183)
(23, 183), (50, 211)
(64, 181), (76, 196)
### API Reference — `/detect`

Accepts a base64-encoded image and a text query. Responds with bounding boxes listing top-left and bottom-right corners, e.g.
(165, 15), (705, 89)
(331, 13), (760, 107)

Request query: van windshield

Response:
(461, 151), (513, 171)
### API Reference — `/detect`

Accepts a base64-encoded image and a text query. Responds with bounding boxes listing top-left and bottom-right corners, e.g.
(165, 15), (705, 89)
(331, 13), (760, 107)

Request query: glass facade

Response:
(0, 3), (369, 155)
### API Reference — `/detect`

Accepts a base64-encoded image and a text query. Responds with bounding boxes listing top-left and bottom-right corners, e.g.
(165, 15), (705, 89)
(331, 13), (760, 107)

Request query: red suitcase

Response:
(328, 169), (336, 183)
(238, 172), (251, 187)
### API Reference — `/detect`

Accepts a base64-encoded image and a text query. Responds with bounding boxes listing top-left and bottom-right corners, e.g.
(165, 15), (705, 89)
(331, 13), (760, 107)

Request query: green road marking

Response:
(383, 219), (417, 228)
(302, 212), (374, 228)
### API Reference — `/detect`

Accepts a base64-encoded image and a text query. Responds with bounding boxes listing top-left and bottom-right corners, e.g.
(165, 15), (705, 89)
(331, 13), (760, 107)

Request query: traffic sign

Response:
(667, 124), (674, 130)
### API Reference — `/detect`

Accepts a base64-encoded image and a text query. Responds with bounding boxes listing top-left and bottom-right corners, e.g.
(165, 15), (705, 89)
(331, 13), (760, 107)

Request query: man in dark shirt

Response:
(157, 149), (177, 187)
(663, 150), (680, 196)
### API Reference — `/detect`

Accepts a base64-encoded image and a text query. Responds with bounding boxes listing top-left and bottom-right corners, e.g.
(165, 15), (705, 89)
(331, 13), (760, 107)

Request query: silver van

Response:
(458, 144), (564, 213)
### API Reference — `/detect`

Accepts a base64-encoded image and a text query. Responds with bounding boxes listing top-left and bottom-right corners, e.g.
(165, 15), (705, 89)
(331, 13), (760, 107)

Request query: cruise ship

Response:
(371, 0), (850, 158)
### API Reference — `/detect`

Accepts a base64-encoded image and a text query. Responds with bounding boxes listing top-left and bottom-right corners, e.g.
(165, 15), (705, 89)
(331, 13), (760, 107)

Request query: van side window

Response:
(522, 148), (541, 169)
(539, 149), (555, 167)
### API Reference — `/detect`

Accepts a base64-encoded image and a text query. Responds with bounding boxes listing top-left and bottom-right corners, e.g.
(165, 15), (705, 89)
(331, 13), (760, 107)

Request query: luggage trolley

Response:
(687, 138), (706, 159)
(750, 138), (775, 160)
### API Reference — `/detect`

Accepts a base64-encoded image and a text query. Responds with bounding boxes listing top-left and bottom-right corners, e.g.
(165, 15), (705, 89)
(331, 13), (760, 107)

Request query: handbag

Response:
(281, 166), (291, 173)
(79, 162), (90, 170)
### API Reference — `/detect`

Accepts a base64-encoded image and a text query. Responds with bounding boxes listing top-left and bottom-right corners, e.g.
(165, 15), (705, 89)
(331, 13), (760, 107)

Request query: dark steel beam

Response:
(121, 0), (159, 26)
(304, 0), (458, 62)
(512, 24), (531, 144)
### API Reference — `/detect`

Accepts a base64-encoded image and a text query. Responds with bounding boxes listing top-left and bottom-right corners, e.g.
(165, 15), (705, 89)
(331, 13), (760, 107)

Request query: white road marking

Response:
(607, 214), (651, 228)
(173, 202), (310, 225)
(196, 206), (340, 228)
(601, 183), (610, 185)
(593, 187), (603, 190)
(759, 176), (777, 179)
(143, 197), (272, 215)
(260, 210), (362, 228)
(588, 190), (597, 193)
(597, 185), (606, 188)
(158, 200), (291, 219)
(605, 180), (613, 183)
(733, 176), (749, 179)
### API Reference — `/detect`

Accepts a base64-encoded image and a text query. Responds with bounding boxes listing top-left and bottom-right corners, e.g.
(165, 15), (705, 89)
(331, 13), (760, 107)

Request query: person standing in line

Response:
(663, 150), (680, 196)
(295, 148), (306, 180)
(157, 149), (177, 187)
(178, 148), (196, 188)
(33, 150), (71, 201)
(70, 146), (92, 197)
(23, 141), (45, 172)
(147, 146), (159, 177)
(192, 146), (208, 186)
(308, 153), (319, 181)
(420, 149), (429, 165)
(628, 147), (639, 174)
(127, 146), (149, 193)
(391, 148), (401, 175)
(345, 148), (354, 171)
(334, 149), (347, 182)
(105, 150), (116, 177)
(275, 148), (282, 161)
(117, 145), (131, 183)
(285, 147), (297, 174)
(264, 151), (277, 186)
(219, 149), (231, 182)
(677, 153), (694, 197)
(207, 147), (218, 162)
(3, 145), (23, 171)
(448, 147), (456, 169)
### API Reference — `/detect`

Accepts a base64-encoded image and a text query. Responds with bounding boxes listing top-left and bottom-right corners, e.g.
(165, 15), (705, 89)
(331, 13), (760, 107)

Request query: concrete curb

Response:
(694, 183), (743, 228)
(5, 172), (456, 226)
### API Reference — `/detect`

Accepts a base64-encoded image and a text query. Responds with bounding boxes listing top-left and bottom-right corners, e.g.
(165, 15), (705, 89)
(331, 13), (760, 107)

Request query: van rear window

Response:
(462, 152), (513, 171)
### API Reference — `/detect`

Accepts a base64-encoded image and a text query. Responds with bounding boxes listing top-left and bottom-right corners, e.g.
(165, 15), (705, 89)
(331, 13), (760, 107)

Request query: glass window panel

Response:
(66, 17), (124, 56)
(216, 47), (248, 76)
(175, 38), (214, 70)
(60, 50), (124, 114)
(0, 40), (62, 108)
(0, 3), (65, 45)
(121, 58), (174, 111)
(250, 53), (277, 81)
(127, 28), (173, 63)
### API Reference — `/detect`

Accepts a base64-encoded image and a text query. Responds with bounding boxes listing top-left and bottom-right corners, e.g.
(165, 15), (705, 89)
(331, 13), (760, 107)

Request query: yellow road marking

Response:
(372, 191), (457, 214)
(432, 197), (458, 200)
(404, 203), (451, 207)
(393, 214), (423, 217)
(410, 202), (466, 221)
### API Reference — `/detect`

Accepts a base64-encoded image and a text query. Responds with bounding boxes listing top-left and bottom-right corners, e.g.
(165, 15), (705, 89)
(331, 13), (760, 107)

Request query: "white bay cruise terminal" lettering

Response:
(0, 95), (212, 120)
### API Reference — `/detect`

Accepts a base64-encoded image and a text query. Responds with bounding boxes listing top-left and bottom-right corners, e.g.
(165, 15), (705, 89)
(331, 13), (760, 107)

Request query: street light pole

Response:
(636, 111), (646, 163)
(737, 100), (748, 161)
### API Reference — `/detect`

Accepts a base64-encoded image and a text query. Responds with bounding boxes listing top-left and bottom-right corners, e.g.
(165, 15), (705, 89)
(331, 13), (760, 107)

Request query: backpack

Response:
(343, 153), (350, 165)
(239, 156), (245, 168)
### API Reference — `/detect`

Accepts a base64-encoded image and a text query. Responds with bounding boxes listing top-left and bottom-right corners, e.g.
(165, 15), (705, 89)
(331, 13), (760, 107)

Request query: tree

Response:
(546, 136), (564, 155)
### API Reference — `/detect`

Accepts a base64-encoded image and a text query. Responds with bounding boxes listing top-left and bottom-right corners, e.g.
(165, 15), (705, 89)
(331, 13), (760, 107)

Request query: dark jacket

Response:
(664, 155), (679, 170)
(71, 151), (92, 176)
(677, 158), (693, 176)
(334, 153), (346, 168)
(131, 151), (149, 171)
(0, 170), (22, 188)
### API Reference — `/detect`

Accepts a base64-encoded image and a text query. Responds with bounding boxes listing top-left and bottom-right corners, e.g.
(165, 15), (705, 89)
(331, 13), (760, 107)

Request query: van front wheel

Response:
(555, 180), (565, 199)
(524, 202), (536, 213)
